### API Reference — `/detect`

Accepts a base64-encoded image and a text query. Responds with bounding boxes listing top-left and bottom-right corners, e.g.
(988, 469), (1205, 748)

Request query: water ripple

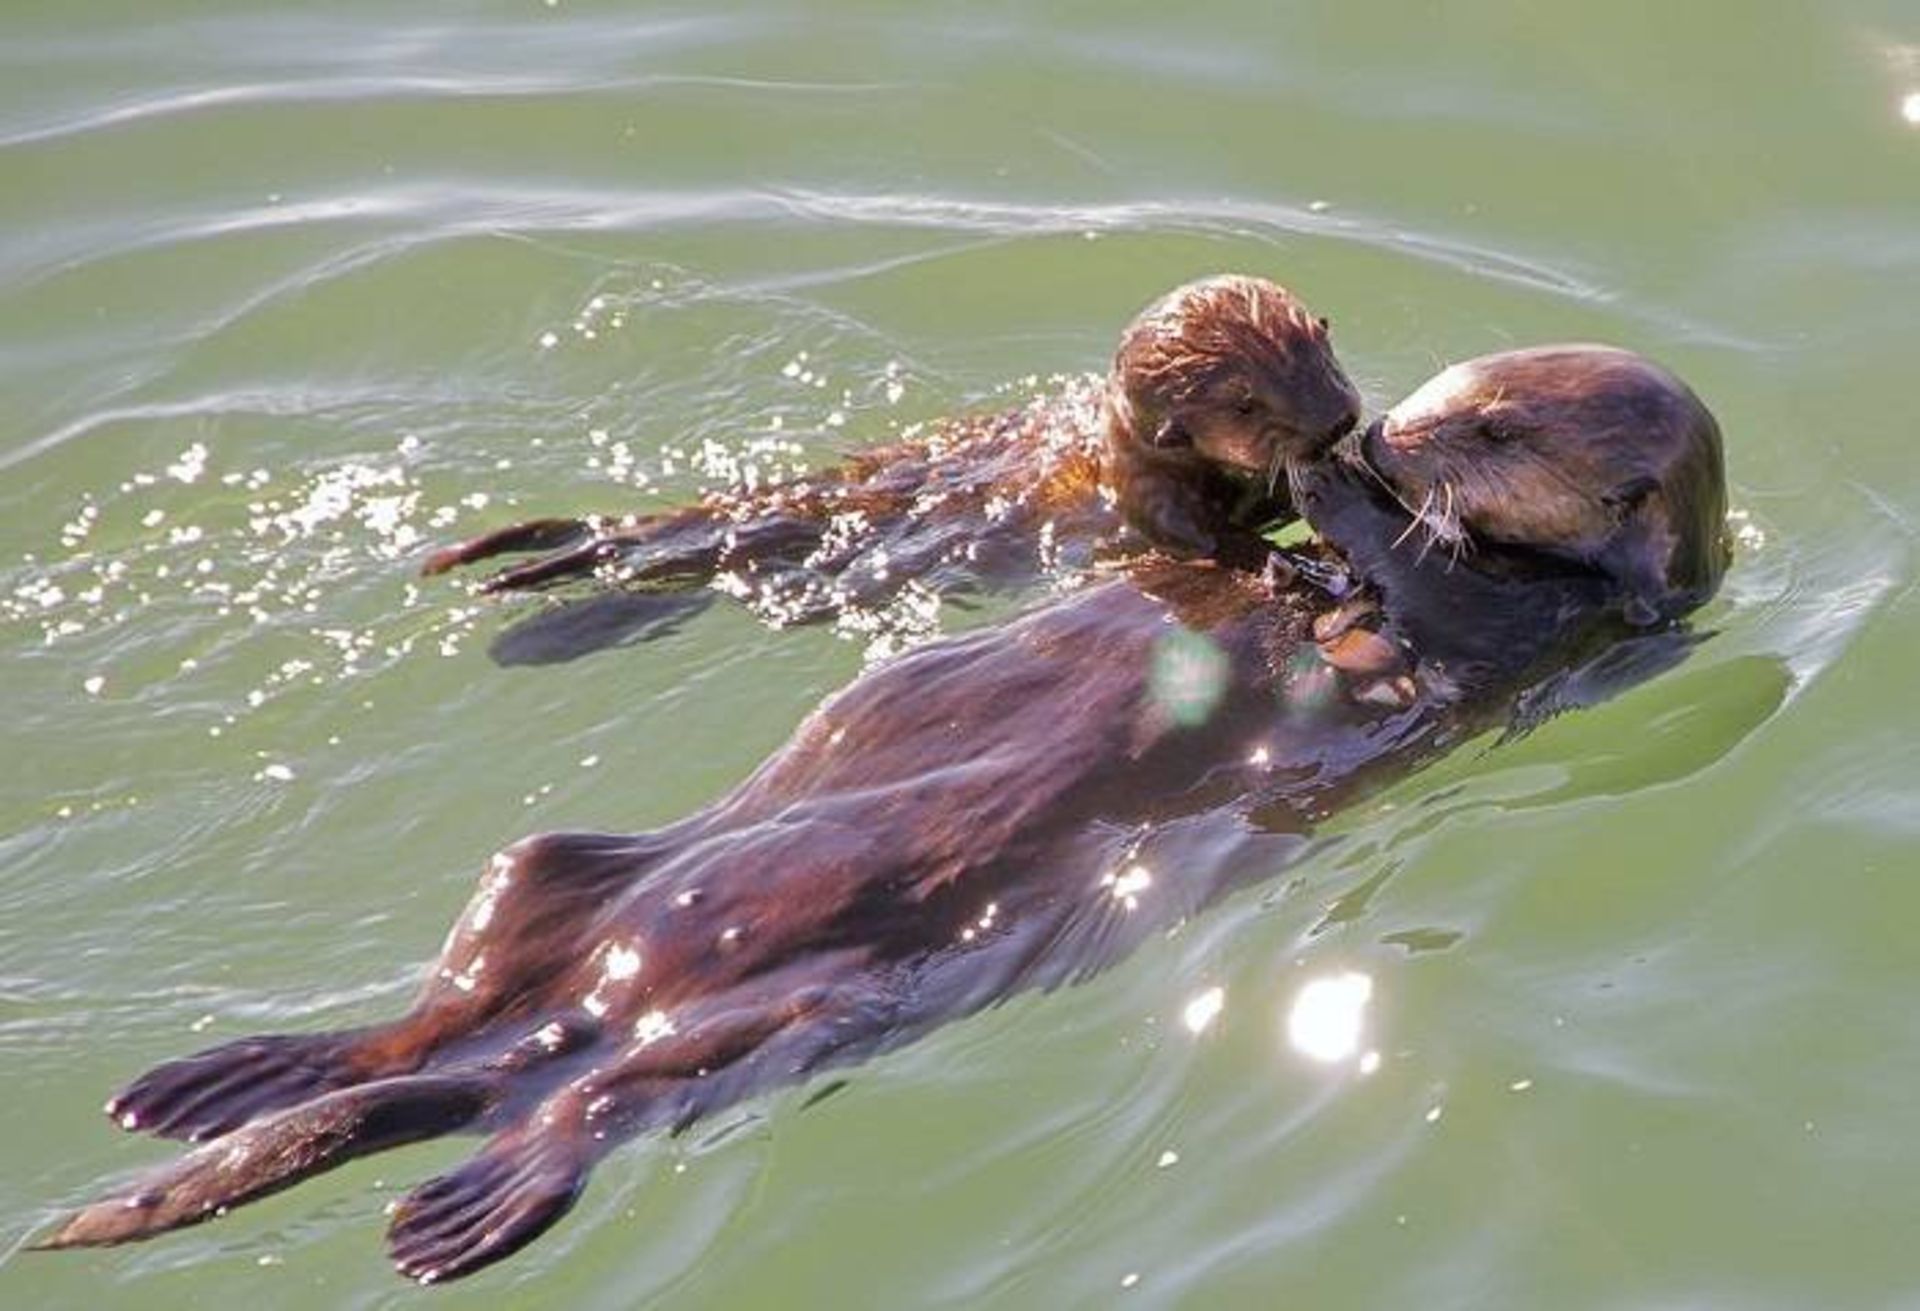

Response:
(10, 181), (1692, 350)
(0, 72), (912, 153)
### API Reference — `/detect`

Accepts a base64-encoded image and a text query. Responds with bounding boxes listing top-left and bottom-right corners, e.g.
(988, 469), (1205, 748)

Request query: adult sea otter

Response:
(40, 344), (1729, 1283)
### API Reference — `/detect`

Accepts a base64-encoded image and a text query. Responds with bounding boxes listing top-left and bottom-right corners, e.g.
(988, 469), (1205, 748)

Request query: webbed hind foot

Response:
(387, 1125), (589, 1284)
(419, 518), (592, 576)
(107, 1032), (362, 1142)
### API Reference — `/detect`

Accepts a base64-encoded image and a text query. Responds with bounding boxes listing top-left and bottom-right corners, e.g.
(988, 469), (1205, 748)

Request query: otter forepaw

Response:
(106, 1033), (355, 1142)
(1279, 548), (1352, 598)
(387, 1129), (588, 1284)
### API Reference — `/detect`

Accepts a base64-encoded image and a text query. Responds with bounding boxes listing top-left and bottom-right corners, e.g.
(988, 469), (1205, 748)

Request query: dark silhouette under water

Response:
(42, 344), (1729, 1283)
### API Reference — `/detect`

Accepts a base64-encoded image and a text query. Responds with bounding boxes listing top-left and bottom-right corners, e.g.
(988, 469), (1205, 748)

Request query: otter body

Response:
(426, 277), (1360, 652)
(44, 345), (1728, 1284)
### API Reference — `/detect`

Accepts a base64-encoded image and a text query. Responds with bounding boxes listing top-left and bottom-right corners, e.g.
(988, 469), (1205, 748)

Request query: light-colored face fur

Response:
(1110, 275), (1361, 483)
(1357, 344), (1730, 617)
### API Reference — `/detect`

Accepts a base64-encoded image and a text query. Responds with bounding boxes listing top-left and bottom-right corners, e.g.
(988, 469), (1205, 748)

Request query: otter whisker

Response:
(1410, 477), (1473, 569)
(1342, 436), (1395, 494)
(1343, 437), (1444, 542)
(1439, 482), (1467, 571)
(1433, 480), (1457, 548)
(1344, 430), (1473, 569)
(1285, 456), (1312, 513)
(1413, 514), (1443, 567)
(1392, 487), (1436, 552)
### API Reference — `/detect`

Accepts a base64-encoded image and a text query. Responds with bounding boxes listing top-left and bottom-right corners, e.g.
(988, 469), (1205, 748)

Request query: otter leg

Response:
(419, 508), (719, 593)
(385, 1119), (592, 1284)
(479, 511), (825, 598)
(108, 831), (661, 1143)
(105, 1031), (369, 1143)
(477, 537), (632, 593)
(418, 518), (593, 577)
(461, 505), (715, 595)
(470, 519), (723, 594)
(37, 1072), (496, 1252)
(591, 965), (899, 1138)
(384, 974), (892, 1283)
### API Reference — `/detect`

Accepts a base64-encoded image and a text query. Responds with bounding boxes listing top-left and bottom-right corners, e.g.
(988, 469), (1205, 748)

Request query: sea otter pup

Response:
(423, 275), (1361, 643)
(41, 346), (1728, 1282)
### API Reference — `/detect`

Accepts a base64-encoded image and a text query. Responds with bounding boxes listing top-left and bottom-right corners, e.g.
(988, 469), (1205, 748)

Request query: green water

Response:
(4, 2), (1918, 1306)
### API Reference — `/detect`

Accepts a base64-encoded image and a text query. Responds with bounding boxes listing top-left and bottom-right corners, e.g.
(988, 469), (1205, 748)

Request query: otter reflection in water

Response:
(42, 345), (1728, 1283)
(425, 275), (1360, 662)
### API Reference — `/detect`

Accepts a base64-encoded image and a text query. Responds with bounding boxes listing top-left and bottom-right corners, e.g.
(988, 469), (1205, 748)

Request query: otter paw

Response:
(1317, 625), (1403, 678)
(106, 1034), (352, 1142)
(387, 1131), (587, 1284)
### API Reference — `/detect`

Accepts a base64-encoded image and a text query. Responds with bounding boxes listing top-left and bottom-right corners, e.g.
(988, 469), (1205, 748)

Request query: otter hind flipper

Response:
(381, 981), (905, 1282)
(387, 1126), (587, 1284)
(420, 518), (593, 577)
(478, 537), (627, 593)
(39, 1074), (494, 1252)
(106, 1032), (362, 1143)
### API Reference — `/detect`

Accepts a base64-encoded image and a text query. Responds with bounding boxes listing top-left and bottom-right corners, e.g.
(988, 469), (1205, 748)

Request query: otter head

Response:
(1361, 344), (1730, 625)
(1110, 275), (1361, 475)
(1105, 275), (1362, 556)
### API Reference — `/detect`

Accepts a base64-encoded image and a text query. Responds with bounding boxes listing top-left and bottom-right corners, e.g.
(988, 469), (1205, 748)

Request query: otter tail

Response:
(36, 1074), (491, 1251)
